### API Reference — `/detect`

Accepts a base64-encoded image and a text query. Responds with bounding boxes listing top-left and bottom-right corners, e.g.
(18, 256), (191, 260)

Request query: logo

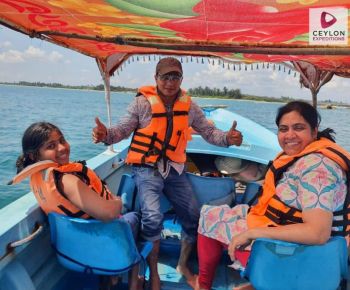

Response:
(320, 12), (337, 29)
(309, 8), (348, 45)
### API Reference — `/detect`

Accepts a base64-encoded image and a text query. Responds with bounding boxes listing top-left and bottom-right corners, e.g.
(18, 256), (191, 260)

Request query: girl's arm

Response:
(61, 174), (122, 221)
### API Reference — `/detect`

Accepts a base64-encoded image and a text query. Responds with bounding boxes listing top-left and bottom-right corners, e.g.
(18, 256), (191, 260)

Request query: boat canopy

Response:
(1, 1), (350, 106)
(1, 1), (350, 72)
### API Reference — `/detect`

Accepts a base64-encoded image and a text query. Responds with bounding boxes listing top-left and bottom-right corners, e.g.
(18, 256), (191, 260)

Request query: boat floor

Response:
(52, 215), (248, 290)
(52, 254), (350, 290)
(52, 253), (246, 290)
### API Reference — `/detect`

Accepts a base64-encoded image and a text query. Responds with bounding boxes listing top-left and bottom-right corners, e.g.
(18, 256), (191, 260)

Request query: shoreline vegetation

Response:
(0, 81), (137, 93)
(1, 81), (349, 107)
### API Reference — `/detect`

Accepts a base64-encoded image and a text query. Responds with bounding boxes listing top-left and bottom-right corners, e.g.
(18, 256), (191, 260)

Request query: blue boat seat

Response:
(117, 173), (172, 214)
(117, 174), (139, 213)
(243, 236), (348, 290)
(186, 172), (235, 207)
(238, 182), (261, 205)
(48, 212), (152, 276)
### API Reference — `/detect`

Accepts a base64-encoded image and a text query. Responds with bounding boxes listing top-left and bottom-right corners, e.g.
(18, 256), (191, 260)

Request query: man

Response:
(92, 57), (243, 290)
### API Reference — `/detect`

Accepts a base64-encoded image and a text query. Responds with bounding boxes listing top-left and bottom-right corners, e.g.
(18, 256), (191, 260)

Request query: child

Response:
(12, 122), (142, 290)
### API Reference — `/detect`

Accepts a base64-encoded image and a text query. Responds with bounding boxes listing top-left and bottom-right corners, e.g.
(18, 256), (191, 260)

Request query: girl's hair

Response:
(275, 101), (335, 142)
(16, 122), (63, 173)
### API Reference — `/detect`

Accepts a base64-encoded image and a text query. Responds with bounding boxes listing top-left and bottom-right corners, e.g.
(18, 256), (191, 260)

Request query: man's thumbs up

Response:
(230, 120), (237, 131)
(92, 117), (107, 143)
(226, 120), (243, 146)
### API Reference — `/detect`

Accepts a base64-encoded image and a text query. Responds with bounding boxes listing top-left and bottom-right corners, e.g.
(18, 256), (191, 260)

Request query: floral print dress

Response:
(198, 153), (347, 245)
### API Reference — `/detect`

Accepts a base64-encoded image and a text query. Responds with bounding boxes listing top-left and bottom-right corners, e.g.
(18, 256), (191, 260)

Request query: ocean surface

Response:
(1, 84), (349, 209)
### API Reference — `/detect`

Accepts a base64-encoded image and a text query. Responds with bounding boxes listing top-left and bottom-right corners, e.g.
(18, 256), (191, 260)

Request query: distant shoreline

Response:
(0, 83), (135, 94)
(0, 81), (136, 93)
(1, 82), (349, 107)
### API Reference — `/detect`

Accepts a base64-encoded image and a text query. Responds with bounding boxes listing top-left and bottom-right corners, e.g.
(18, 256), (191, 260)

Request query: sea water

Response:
(1, 84), (349, 209)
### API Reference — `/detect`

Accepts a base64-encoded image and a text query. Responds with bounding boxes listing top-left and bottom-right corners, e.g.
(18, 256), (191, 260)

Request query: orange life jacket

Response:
(247, 138), (350, 237)
(9, 160), (114, 218)
(125, 86), (192, 165)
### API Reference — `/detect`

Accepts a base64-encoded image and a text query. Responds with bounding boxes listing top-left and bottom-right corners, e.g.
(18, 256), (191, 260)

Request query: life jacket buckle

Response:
(146, 148), (159, 156)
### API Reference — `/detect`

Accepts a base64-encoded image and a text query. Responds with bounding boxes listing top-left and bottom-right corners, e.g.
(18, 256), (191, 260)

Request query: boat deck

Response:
(51, 250), (246, 290)
(52, 251), (349, 290)
(157, 248), (247, 290)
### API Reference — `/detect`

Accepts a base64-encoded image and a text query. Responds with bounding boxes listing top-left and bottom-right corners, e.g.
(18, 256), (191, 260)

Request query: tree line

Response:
(188, 86), (242, 99)
(4, 81), (331, 105)
(1, 81), (136, 92)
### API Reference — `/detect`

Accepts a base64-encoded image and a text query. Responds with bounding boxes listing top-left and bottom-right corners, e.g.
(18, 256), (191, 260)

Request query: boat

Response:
(326, 104), (335, 109)
(0, 105), (280, 290)
(0, 1), (349, 289)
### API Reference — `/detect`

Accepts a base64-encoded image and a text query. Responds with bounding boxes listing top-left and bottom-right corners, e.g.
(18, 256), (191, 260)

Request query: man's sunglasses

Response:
(157, 73), (183, 82)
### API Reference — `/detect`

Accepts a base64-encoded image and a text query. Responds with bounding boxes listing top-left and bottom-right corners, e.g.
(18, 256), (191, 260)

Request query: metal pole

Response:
(102, 72), (115, 153)
(97, 58), (115, 153)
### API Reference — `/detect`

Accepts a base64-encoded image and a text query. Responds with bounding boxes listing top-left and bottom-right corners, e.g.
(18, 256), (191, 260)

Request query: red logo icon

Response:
(321, 11), (337, 28)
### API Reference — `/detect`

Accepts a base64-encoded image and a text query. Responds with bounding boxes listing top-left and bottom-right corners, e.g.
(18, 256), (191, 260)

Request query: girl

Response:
(15, 122), (142, 290)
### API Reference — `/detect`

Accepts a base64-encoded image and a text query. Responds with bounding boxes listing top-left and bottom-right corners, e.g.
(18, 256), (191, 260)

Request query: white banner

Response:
(309, 7), (348, 45)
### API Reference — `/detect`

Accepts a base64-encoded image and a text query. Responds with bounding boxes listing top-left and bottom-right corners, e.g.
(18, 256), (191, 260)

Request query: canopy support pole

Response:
(292, 61), (334, 108)
(292, 61), (317, 107)
(96, 58), (114, 153)
(95, 54), (129, 154)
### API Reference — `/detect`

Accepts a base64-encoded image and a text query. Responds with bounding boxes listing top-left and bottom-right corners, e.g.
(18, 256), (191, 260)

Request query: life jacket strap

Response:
(57, 205), (86, 218)
(265, 204), (303, 225)
(152, 110), (188, 118)
(326, 147), (350, 238)
(331, 229), (350, 236)
(134, 131), (164, 144)
(246, 186), (263, 206)
(271, 157), (299, 186)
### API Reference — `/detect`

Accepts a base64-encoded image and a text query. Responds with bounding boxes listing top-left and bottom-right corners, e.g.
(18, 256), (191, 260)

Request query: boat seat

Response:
(117, 174), (138, 213)
(117, 173), (172, 214)
(186, 172), (235, 207)
(48, 212), (152, 276)
(236, 182), (261, 205)
(243, 236), (348, 290)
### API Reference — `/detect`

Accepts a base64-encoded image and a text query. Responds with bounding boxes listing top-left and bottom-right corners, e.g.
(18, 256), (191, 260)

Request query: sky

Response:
(1, 25), (350, 104)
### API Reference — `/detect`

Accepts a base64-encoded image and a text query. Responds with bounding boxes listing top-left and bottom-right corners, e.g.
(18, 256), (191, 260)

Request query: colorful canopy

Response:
(1, 0), (350, 77)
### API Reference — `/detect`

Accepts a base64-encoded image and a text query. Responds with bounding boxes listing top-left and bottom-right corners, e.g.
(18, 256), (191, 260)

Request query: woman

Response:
(14, 122), (142, 290)
(195, 101), (350, 290)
